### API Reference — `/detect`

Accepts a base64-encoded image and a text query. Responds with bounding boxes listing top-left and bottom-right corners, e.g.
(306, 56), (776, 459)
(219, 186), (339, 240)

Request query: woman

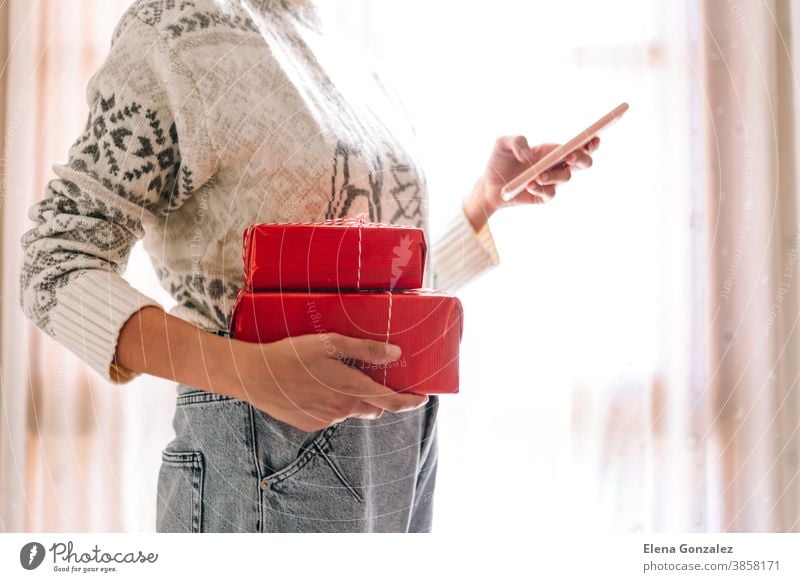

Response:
(19, 0), (598, 533)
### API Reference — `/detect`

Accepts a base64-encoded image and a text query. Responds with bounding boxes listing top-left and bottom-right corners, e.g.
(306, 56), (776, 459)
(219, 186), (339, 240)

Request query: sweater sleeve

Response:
(430, 204), (500, 293)
(19, 14), (216, 385)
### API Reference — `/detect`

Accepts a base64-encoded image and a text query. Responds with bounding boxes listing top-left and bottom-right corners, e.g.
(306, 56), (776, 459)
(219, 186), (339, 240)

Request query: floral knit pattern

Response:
(20, 87), (188, 333)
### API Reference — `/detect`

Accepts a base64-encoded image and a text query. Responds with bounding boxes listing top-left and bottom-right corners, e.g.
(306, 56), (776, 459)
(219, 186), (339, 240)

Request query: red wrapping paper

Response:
(230, 289), (462, 394)
(242, 217), (427, 291)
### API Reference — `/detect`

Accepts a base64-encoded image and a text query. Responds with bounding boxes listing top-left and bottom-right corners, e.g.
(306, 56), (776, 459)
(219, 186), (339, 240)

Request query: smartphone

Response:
(501, 102), (629, 202)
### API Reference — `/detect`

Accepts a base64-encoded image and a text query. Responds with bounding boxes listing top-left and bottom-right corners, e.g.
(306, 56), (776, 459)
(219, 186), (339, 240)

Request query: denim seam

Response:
(247, 404), (264, 533)
(267, 424), (339, 485)
(314, 442), (363, 504)
(176, 392), (235, 406)
(417, 397), (439, 476)
(161, 450), (204, 532)
(193, 451), (204, 533)
(161, 450), (203, 468)
(410, 396), (438, 525)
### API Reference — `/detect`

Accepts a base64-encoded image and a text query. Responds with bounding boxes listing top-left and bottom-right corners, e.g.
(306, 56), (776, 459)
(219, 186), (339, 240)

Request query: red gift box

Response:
(230, 289), (462, 395)
(242, 216), (427, 291)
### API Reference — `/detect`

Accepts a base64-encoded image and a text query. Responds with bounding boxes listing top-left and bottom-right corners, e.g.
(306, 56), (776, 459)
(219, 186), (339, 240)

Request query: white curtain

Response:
(700, 0), (800, 532)
(0, 0), (177, 532)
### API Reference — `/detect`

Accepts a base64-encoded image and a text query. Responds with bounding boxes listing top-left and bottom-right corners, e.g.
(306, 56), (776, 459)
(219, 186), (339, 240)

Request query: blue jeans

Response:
(155, 383), (439, 532)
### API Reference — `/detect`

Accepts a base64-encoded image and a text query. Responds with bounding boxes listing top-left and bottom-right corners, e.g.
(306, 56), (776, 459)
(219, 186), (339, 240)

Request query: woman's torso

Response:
(134, 0), (431, 331)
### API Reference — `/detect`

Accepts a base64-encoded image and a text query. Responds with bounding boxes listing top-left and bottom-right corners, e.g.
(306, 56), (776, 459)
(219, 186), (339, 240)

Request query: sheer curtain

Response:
(700, 0), (800, 532)
(322, 0), (800, 532)
(320, 0), (697, 532)
(0, 0), (177, 532)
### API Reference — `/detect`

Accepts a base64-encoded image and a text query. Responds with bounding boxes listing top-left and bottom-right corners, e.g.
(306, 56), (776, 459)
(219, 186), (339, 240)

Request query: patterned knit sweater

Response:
(19, 0), (500, 385)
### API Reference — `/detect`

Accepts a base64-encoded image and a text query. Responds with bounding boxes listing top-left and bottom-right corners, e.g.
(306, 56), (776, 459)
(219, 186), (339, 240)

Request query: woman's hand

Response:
(115, 307), (427, 433)
(463, 135), (600, 231)
(212, 333), (429, 432)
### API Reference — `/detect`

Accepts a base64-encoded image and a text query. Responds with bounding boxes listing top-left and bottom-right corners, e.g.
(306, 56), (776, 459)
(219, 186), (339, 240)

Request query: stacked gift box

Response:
(229, 215), (463, 395)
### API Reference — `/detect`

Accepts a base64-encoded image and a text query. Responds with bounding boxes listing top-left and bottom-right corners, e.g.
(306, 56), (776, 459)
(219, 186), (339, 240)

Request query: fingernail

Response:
(566, 153), (577, 163)
(385, 344), (401, 358)
(539, 171), (550, 182)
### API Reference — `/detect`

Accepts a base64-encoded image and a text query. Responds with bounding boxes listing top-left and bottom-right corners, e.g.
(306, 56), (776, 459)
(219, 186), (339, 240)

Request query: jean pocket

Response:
(259, 419), (337, 483)
(156, 450), (205, 533)
(256, 413), (363, 504)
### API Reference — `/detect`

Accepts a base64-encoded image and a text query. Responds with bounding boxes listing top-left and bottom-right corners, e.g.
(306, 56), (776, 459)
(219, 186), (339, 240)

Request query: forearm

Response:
(114, 306), (237, 397)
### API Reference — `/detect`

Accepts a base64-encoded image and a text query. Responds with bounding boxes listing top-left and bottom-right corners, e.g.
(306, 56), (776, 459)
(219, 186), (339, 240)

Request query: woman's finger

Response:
(348, 401), (385, 421)
(497, 135), (532, 164)
(326, 333), (401, 365)
(566, 149), (593, 169)
(534, 165), (571, 185)
(525, 182), (556, 201)
(510, 191), (549, 205)
(584, 136), (600, 152)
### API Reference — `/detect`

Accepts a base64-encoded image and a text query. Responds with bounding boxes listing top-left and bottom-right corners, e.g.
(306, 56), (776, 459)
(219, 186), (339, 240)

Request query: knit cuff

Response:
(51, 269), (162, 385)
(432, 205), (500, 292)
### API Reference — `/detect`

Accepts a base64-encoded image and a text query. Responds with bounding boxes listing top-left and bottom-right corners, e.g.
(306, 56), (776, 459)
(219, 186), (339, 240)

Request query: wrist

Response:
(463, 175), (497, 232)
(201, 334), (246, 399)
(114, 305), (248, 397)
(164, 313), (236, 397)
(205, 336), (282, 406)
